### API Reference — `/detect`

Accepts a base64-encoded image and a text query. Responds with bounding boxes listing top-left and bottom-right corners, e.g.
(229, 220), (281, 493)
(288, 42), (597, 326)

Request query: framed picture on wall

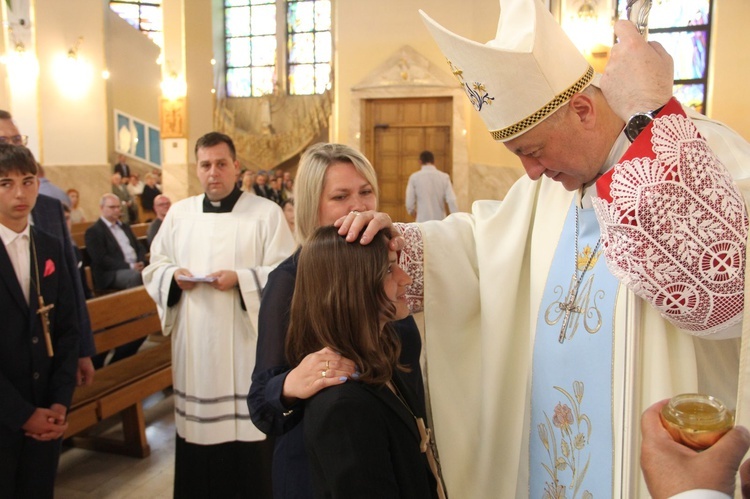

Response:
(114, 109), (162, 167)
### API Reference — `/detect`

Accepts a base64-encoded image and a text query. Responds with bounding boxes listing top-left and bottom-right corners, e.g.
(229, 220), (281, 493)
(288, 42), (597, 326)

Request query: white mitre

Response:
(420, 0), (594, 142)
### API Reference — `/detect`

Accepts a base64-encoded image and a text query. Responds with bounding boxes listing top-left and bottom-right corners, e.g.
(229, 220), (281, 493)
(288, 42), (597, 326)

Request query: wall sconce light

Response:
(54, 36), (94, 99)
(2, 29), (39, 93)
(161, 71), (187, 101)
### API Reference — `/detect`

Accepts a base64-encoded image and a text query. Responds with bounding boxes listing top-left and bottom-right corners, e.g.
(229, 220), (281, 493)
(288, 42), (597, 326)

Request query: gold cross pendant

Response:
(37, 295), (55, 357)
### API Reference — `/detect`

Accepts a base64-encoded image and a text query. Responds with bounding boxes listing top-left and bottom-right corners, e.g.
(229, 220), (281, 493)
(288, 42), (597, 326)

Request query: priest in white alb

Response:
(338, 0), (750, 497)
(143, 132), (295, 497)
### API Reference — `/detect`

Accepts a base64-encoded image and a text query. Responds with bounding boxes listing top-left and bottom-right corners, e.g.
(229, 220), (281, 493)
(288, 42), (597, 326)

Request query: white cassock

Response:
(143, 192), (295, 445)
(398, 107), (750, 498)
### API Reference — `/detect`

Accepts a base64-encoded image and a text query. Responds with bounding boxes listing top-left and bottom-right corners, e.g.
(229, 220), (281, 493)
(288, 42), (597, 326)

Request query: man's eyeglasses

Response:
(0, 135), (29, 146)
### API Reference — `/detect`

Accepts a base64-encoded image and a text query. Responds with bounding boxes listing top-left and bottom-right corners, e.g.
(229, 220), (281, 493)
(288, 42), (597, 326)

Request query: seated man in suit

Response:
(85, 193), (146, 291)
(85, 193), (148, 367)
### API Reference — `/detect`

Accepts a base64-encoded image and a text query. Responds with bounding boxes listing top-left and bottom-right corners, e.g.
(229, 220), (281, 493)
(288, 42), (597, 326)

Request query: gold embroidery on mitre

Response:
(577, 243), (601, 272)
(490, 65), (595, 141)
(447, 59), (495, 112)
(448, 60), (464, 83)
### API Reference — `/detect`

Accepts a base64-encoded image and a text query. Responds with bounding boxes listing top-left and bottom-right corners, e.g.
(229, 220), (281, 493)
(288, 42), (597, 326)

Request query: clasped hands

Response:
(22, 403), (68, 441)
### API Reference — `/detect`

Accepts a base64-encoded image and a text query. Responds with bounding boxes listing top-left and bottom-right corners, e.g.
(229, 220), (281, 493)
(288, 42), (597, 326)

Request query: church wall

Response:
(105, 8), (162, 158)
(184, 1), (215, 161)
(33, 0), (109, 219)
(35, 0), (108, 167)
(709, 0), (750, 140)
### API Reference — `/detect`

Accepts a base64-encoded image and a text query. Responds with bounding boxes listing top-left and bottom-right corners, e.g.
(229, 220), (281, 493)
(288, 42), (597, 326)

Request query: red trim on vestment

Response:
(596, 97), (685, 202)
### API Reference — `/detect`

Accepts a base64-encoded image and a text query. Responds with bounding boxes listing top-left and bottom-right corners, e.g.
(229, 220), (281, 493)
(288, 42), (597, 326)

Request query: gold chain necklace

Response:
(558, 206), (602, 344)
(30, 232), (55, 356)
(386, 380), (448, 499)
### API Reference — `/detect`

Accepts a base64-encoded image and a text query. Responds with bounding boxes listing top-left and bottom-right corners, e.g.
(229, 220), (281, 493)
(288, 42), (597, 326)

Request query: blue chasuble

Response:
(529, 200), (620, 498)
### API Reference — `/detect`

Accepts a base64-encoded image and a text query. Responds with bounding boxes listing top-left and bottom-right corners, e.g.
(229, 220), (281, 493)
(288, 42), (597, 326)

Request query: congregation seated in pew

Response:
(85, 193), (149, 369)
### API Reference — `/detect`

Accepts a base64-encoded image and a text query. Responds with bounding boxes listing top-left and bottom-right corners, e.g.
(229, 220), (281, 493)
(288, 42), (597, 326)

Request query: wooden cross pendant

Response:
(558, 276), (582, 344)
(37, 295), (55, 357)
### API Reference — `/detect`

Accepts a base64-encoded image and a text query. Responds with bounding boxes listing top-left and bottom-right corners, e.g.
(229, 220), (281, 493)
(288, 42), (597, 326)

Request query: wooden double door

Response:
(362, 97), (453, 223)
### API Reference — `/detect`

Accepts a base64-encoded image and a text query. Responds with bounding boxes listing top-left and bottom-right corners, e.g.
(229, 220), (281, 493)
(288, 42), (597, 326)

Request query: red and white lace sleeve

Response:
(593, 98), (748, 336)
(395, 222), (425, 314)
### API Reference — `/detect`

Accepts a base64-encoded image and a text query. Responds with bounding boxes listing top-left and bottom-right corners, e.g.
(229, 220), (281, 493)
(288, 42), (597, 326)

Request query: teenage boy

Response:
(0, 144), (79, 498)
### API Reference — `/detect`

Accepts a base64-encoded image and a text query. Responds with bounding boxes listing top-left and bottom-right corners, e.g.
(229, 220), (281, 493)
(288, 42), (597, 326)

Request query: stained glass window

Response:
(225, 0), (277, 97)
(224, 0), (332, 97)
(109, 1), (163, 49)
(287, 0), (332, 95)
(616, 0), (712, 113)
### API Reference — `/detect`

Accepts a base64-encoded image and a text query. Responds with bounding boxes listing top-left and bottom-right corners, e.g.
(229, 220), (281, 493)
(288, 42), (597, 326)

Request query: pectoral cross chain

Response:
(558, 275), (583, 343)
(37, 296), (55, 357)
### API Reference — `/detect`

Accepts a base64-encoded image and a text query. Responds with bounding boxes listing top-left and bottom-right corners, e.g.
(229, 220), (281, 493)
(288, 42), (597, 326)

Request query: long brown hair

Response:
(286, 226), (403, 385)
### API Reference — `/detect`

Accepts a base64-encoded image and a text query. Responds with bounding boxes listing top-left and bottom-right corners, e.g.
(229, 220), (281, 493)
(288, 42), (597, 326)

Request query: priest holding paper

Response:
(143, 132), (295, 497)
(339, 1), (750, 497)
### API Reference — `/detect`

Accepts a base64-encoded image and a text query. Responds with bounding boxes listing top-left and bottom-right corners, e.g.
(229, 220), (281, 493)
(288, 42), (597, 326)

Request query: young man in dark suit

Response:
(0, 144), (80, 498)
(0, 109), (95, 386)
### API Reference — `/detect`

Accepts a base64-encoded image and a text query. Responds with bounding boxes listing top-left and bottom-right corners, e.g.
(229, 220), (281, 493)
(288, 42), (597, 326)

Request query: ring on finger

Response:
(321, 370), (327, 378)
(325, 360), (330, 370)
(350, 210), (359, 215)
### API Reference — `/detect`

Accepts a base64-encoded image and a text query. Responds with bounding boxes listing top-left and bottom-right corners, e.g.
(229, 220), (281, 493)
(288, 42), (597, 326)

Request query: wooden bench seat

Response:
(64, 286), (171, 458)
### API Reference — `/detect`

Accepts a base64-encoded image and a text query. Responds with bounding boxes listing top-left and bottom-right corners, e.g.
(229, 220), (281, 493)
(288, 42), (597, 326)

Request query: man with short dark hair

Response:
(0, 144), (79, 497)
(405, 150), (458, 222)
(144, 131), (294, 497)
(0, 110), (95, 386)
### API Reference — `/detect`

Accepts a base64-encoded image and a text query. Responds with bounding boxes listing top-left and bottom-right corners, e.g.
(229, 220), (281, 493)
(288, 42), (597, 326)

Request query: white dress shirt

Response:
(101, 216), (137, 265)
(0, 221), (31, 303)
(405, 164), (459, 222)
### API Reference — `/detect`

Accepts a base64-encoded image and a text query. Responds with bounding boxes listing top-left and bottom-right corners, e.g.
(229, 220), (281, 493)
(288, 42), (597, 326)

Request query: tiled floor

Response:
(55, 391), (176, 499)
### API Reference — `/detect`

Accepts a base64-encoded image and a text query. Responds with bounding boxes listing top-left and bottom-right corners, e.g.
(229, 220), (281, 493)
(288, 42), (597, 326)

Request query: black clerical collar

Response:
(202, 187), (242, 213)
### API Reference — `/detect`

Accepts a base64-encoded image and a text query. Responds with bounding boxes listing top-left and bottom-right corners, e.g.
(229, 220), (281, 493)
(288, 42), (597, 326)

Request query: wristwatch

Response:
(624, 105), (665, 143)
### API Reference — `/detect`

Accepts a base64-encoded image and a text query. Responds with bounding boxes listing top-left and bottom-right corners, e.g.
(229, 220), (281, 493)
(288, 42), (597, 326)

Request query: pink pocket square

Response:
(43, 259), (55, 277)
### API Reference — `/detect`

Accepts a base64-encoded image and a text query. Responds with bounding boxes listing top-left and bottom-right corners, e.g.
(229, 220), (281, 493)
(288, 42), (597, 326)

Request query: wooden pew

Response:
(71, 221), (94, 248)
(130, 223), (149, 240)
(73, 222), (148, 249)
(71, 221), (94, 235)
(64, 286), (171, 458)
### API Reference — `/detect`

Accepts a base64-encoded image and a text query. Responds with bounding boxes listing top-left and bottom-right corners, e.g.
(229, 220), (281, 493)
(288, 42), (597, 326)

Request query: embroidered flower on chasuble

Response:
(538, 382), (593, 499)
(576, 246), (601, 271)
